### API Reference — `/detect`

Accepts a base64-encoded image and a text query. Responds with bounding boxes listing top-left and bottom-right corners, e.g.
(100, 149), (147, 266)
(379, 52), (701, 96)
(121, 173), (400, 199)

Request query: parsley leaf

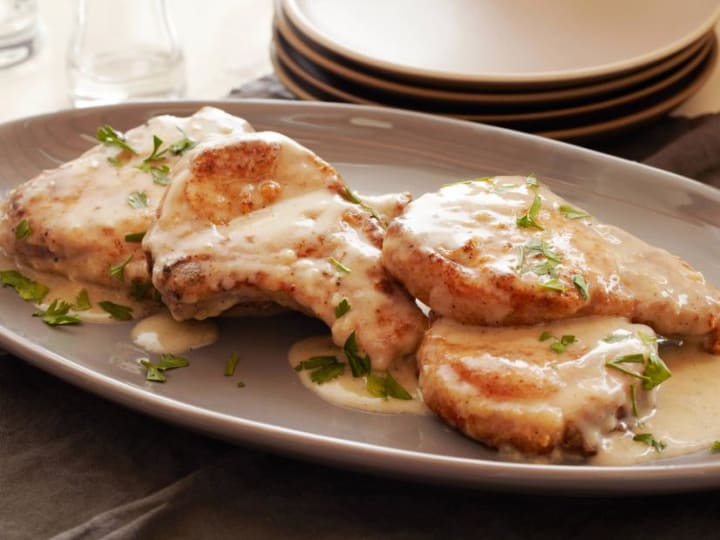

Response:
(329, 257), (351, 274)
(630, 384), (639, 417)
(225, 352), (239, 377)
(539, 331), (554, 342)
(109, 254), (133, 281)
(74, 288), (91, 311)
(33, 299), (81, 326)
(124, 232), (145, 243)
(0, 270), (49, 303)
(157, 353), (190, 370)
(343, 186), (385, 226)
(642, 352), (672, 390)
(550, 334), (577, 353)
(343, 331), (371, 377)
(335, 298), (351, 318)
(366, 372), (412, 400)
(96, 125), (137, 154)
(295, 355), (346, 384)
(559, 204), (591, 220)
(517, 238), (562, 274)
(169, 130), (196, 155)
(633, 433), (666, 452)
(538, 278), (567, 292)
(127, 191), (148, 209)
(15, 219), (31, 240)
(99, 301), (133, 321)
(573, 274), (590, 300)
(516, 194), (544, 230)
(139, 354), (190, 383)
(140, 359), (166, 382)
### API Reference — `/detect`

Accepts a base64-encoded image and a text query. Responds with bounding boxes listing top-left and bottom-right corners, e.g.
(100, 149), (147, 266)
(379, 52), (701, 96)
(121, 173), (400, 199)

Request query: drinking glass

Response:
(0, 0), (39, 69)
(67, 0), (186, 107)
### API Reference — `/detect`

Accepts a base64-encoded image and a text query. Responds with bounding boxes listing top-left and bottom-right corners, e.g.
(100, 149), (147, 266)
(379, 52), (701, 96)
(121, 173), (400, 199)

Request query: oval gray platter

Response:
(0, 100), (718, 495)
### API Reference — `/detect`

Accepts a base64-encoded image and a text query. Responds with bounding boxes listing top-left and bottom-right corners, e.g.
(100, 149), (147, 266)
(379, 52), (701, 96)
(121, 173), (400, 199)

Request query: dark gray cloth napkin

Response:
(2, 77), (720, 540)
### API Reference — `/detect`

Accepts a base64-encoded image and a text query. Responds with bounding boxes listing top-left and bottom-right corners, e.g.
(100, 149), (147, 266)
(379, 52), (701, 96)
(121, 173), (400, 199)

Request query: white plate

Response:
(283, 0), (720, 86)
(0, 100), (719, 495)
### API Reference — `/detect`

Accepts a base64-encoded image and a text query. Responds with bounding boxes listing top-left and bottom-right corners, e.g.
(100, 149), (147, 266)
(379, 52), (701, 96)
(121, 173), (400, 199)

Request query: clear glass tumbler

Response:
(0, 0), (39, 69)
(67, 0), (186, 107)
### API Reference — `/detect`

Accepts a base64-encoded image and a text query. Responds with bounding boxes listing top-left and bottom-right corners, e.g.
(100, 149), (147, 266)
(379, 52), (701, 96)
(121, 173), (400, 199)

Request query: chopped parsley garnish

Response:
(295, 355), (346, 384)
(630, 384), (639, 417)
(572, 274), (589, 300)
(127, 191), (148, 209)
(559, 204), (591, 220)
(0, 270), (49, 303)
(145, 135), (168, 163)
(517, 238), (562, 275)
(606, 350), (671, 391)
(109, 254), (133, 281)
(334, 298), (351, 318)
(539, 332), (576, 353)
(140, 359), (166, 382)
(633, 433), (666, 452)
(169, 130), (196, 155)
(551, 335), (576, 353)
(538, 278), (567, 292)
(525, 175), (539, 189)
(539, 331), (553, 342)
(15, 219), (31, 240)
(157, 353), (190, 370)
(642, 352), (672, 390)
(139, 354), (190, 383)
(329, 257), (351, 274)
(711, 441), (720, 452)
(99, 300), (133, 321)
(516, 194), (544, 230)
(124, 232), (145, 243)
(96, 125), (137, 154)
(136, 135), (171, 184)
(33, 299), (81, 326)
(148, 164), (170, 185)
(74, 288), (91, 311)
(225, 352), (239, 377)
(366, 372), (412, 400)
(343, 331), (371, 377)
(343, 186), (385, 226)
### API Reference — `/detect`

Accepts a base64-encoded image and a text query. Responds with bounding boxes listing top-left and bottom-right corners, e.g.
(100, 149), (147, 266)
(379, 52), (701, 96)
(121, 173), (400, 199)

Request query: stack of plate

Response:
(272, 0), (720, 141)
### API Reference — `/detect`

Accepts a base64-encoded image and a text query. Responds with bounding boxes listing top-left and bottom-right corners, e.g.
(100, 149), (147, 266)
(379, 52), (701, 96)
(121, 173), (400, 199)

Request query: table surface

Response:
(0, 0), (719, 124)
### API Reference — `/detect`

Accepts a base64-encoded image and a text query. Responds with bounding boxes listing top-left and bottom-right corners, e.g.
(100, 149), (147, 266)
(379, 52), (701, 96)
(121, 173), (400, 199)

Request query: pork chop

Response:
(143, 131), (426, 369)
(382, 176), (720, 352)
(0, 107), (253, 297)
(419, 316), (663, 455)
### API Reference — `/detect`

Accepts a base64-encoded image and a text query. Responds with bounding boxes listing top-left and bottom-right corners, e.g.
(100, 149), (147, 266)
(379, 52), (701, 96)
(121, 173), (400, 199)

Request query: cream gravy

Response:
(289, 335), (427, 414)
(131, 311), (218, 354)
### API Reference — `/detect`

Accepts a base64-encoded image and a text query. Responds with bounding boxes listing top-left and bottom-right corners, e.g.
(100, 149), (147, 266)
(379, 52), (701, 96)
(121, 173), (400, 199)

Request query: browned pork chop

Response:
(143, 131), (426, 369)
(419, 316), (661, 455)
(382, 176), (720, 352)
(0, 107), (253, 294)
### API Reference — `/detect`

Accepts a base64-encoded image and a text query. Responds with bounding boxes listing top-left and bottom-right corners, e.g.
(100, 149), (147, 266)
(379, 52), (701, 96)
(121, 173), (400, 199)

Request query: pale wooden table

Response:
(0, 0), (717, 124)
